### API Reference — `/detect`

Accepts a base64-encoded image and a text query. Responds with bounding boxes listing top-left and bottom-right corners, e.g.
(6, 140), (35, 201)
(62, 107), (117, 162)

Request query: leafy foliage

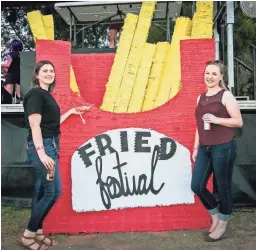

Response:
(234, 9), (256, 56)
(1, 7), (108, 61)
(1, 9), (34, 61)
(147, 21), (175, 44)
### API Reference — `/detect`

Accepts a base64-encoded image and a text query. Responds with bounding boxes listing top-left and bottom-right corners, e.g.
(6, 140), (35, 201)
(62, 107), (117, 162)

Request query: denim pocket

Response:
(44, 146), (56, 161)
(52, 137), (60, 156)
(43, 138), (59, 159)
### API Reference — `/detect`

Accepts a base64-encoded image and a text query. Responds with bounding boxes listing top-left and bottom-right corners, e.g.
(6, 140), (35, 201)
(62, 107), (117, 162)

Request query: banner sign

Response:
(71, 128), (194, 212)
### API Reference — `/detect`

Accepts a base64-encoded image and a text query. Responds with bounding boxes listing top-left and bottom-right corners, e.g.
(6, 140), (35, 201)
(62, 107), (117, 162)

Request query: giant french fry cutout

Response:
(30, 1), (215, 234)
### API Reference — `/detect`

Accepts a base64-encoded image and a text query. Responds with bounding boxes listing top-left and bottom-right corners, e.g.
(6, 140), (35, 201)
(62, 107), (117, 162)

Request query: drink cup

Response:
(204, 121), (211, 130)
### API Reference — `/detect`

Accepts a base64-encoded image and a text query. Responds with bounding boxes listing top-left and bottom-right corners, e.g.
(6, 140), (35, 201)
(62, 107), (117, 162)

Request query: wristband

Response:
(193, 147), (198, 150)
(35, 145), (44, 151)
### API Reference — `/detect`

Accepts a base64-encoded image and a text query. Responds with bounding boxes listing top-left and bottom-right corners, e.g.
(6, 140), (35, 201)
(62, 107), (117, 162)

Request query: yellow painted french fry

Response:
(191, 1), (213, 38)
(114, 1), (156, 113)
(27, 11), (48, 40)
(42, 15), (54, 40)
(101, 14), (138, 112)
(128, 43), (156, 113)
(155, 17), (192, 108)
(142, 42), (169, 111)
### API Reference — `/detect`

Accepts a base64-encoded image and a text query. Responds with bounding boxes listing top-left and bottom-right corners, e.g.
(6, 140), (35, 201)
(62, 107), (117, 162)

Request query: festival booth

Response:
(1, 1), (255, 234)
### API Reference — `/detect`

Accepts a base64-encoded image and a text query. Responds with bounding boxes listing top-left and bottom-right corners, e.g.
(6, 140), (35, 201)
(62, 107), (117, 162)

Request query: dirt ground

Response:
(1, 206), (256, 250)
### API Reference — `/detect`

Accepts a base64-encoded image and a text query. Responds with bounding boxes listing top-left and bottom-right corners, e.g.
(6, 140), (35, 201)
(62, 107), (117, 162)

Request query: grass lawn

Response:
(1, 205), (256, 250)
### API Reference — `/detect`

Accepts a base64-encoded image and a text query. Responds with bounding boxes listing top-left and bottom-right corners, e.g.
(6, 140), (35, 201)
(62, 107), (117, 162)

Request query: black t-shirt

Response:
(8, 51), (20, 75)
(23, 88), (61, 141)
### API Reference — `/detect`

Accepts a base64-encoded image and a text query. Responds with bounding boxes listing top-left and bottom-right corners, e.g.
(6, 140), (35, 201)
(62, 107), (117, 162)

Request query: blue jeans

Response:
(26, 136), (62, 232)
(191, 138), (237, 221)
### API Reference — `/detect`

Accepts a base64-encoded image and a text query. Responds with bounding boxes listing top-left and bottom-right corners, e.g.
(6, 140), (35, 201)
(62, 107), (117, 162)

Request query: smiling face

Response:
(204, 64), (222, 89)
(36, 63), (55, 87)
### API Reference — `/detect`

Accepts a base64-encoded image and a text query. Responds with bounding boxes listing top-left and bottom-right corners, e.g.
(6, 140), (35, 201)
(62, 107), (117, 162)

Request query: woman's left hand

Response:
(202, 113), (219, 124)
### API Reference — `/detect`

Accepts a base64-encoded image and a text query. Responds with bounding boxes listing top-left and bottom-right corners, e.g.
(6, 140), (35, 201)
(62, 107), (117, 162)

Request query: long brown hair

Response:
(205, 60), (228, 90)
(32, 60), (56, 93)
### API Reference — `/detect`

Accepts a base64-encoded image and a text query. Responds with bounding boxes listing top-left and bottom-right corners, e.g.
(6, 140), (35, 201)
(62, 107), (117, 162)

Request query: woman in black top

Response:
(2, 39), (23, 103)
(19, 60), (88, 249)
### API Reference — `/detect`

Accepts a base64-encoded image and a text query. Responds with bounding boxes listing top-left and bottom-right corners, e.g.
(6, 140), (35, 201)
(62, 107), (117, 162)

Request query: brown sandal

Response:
(36, 233), (58, 246)
(18, 234), (48, 249)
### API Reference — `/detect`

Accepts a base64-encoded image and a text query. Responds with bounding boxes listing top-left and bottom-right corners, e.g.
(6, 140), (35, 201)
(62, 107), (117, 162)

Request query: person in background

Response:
(191, 60), (243, 242)
(2, 39), (23, 103)
(109, 23), (123, 48)
(19, 60), (90, 249)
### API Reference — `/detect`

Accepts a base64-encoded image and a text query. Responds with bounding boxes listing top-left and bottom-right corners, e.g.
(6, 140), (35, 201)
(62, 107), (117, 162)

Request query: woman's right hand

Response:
(192, 148), (198, 162)
(38, 152), (54, 169)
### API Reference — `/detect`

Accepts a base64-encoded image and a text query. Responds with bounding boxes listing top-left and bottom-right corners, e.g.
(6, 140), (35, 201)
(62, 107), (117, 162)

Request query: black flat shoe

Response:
(203, 230), (211, 236)
(204, 232), (228, 242)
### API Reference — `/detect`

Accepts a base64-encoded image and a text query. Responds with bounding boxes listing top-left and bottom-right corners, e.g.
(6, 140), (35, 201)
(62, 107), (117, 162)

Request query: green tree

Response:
(1, 9), (34, 61)
(234, 9), (256, 57)
(1, 5), (109, 62)
(147, 21), (175, 44)
(52, 10), (70, 42)
(233, 9), (256, 98)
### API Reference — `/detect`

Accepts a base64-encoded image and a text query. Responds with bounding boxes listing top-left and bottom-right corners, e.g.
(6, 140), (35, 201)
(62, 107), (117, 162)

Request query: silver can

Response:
(204, 121), (211, 130)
